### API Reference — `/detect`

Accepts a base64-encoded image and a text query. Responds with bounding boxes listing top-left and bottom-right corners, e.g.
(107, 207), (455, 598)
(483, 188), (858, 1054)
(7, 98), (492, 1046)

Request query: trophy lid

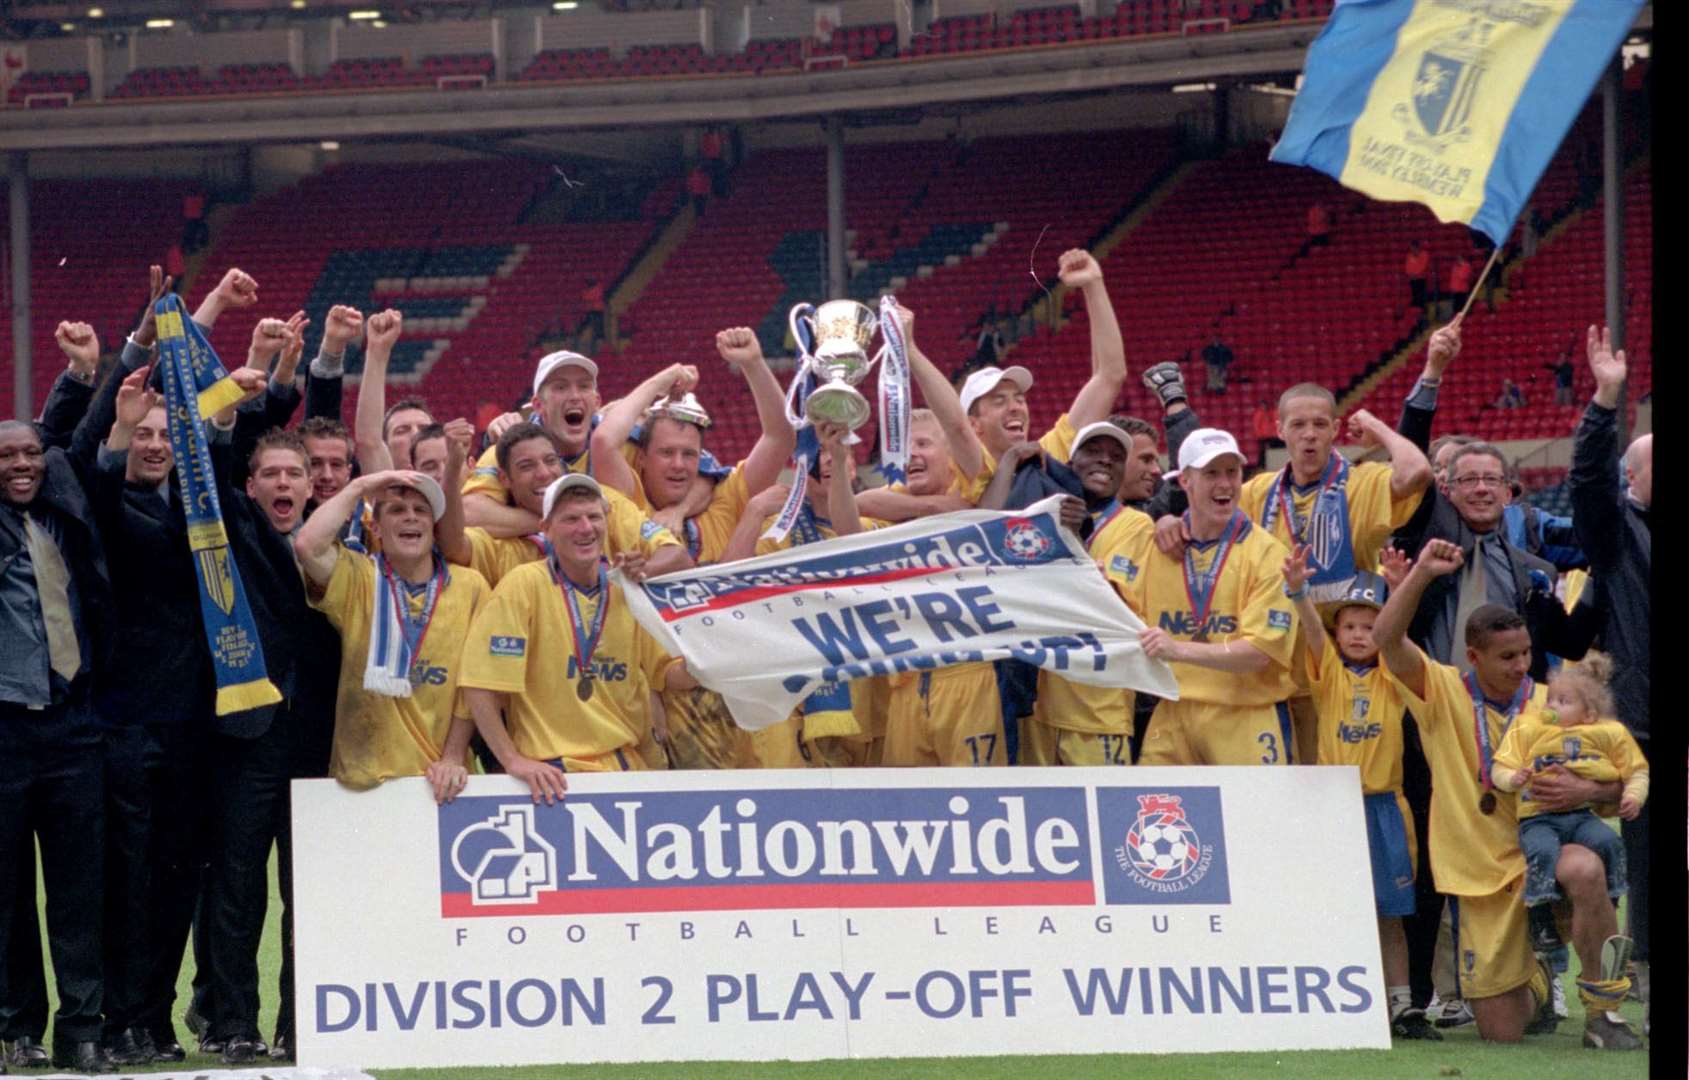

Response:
(646, 392), (712, 430)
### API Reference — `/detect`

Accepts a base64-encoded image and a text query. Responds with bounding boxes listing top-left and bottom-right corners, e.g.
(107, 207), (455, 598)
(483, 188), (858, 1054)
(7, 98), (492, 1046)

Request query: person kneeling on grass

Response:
(1280, 548), (1438, 1040)
(1490, 652), (1648, 1051)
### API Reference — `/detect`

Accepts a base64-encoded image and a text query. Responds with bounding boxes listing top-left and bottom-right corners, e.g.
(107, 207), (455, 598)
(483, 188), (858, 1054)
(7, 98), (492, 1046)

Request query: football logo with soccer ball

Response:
(1118, 793), (1212, 891)
(1002, 518), (1053, 561)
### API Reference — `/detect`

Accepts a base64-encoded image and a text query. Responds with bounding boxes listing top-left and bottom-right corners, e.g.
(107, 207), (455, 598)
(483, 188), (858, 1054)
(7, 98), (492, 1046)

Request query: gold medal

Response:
(1190, 630), (1209, 644)
(1478, 792), (1497, 815)
(577, 679), (595, 702)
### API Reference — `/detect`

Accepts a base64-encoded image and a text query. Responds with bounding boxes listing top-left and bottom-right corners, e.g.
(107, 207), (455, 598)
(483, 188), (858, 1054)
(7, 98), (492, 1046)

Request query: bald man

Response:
(1569, 324), (1652, 1032)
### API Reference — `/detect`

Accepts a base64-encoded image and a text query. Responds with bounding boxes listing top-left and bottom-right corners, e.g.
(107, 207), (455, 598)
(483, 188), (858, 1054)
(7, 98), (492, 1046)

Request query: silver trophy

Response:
(789, 299), (880, 430)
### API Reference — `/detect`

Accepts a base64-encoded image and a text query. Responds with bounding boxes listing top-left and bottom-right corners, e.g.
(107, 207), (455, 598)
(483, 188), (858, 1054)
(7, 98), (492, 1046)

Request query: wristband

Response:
(1418, 377), (1441, 388)
(1283, 586), (1306, 601)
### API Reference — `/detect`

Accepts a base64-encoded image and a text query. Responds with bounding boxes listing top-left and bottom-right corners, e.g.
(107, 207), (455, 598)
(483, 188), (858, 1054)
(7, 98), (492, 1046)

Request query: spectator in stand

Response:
(580, 277), (607, 347)
(1570, 324), (1653, 1036)
(1492, 378), (1525, 411)
(1404, 240), (1431, 311)
(1444, 254), (1475, 318)
(1546, 352), (1576, 407)
(1250, 399), (1279, 466)
(686, 165), (711, 216)
(1200, 334), (1234, 394)
(699, 126), (727, 194)
(975, 321), (1005, 367)
(1306, 200), (1331, 249)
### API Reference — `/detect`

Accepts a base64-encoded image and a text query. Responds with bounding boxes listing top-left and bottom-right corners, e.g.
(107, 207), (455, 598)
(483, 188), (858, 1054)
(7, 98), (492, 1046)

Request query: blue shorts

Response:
(1365, 792), (1416, 917)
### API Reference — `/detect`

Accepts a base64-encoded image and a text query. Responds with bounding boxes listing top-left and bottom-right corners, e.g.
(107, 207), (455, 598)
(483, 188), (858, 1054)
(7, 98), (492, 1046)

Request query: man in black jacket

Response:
(0, 417), (114, 1075)
(1569, 324), (1652, 1032)
(199, 404), (340, 1065)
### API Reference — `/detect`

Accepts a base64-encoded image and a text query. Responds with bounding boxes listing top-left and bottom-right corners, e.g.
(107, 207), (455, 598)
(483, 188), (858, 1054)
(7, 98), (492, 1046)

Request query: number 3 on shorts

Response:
(1258, 731), (1279, 764)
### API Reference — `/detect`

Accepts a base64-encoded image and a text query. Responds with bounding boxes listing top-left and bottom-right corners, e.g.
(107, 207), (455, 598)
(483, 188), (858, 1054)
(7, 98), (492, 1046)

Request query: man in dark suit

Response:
(0, 416), (114, 1075)
(199, 400), (339, 1065)
(0, 326), (100, 1072)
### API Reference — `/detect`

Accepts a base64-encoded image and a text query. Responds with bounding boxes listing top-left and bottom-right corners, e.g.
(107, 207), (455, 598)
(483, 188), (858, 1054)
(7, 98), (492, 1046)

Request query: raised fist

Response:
(716, 327), (763, 367)
(250, 317), (292, 363)
(55, 321), (99, 375)
(324, 305), (367, 352)
(365, 308), (402, 352)
(1056, 249), (1102, 289)
(213, 268), (258, 309)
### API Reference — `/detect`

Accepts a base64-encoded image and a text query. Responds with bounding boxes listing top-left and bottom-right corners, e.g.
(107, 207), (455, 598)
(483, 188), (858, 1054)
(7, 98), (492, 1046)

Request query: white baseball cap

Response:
(367, 473), (447, 522)
(1163, 427), (1246, 480)
(959, 365), (1034, 416)
(541, 472), (605, 521)
(1070, 421), (1132, 457)
(531, 350), (599, 398)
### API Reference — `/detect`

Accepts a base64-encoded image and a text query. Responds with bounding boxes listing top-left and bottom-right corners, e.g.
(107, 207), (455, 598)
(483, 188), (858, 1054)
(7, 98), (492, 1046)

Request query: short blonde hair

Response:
(1551, 654), (1616, 719)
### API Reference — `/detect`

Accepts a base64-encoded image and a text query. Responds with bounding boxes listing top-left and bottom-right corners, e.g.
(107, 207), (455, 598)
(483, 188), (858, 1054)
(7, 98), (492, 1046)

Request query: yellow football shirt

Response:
(310, 546), (488, 790)
(458, 488), (679, 588)
(1306, 637), (1407, 795)
(1239, 459), (1420, 574)
(1382, 650), (1545, 895)
(963, 413), (1078, 504)
(459, 559), (674, 764)
(1116, 518), (1298, 706)
(623, 463), (751, 565)
(1035, 505), (1155, 734)
(1493, 716), (1648, 820)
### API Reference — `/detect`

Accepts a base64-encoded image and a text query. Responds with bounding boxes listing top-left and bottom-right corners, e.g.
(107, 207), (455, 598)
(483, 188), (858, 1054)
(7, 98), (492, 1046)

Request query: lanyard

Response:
(1181, 510), (1246, 636)
(1273, 453), (1343, 545)
(1465, 670), (1533, 793)
(550, 550), (609, 689)
(1088, 499), (1124, 553)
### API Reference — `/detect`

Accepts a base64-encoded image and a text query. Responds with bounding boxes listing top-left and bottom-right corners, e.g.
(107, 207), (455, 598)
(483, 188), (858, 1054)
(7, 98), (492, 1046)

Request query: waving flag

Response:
(1270, 0), (1645, 244)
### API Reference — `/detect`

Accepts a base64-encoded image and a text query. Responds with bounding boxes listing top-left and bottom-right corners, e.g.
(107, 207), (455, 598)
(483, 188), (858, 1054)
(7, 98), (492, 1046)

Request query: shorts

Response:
(1138, 698), (1294, 766)
(1518, 808), (1626, 906)
(1365, 791), (1417, 917)
(1019, 715), (1132, 766)
(883, 665), (1005, 767)
(547, 747), (643, 773)
(1448, 879), (1535, 1001)
(751, 715), (872, 769)
(662, 688), (758, 770)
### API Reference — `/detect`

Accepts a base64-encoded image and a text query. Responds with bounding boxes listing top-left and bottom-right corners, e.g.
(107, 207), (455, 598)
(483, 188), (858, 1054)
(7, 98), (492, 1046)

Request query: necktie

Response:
(23, 514), (81, 682)
(1452, 536), (1488, 675)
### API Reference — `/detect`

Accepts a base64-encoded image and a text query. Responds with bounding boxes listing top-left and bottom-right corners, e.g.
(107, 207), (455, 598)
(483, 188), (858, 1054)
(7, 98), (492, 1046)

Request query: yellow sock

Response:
(1577, 976), (1630, 1014)
(1528, 966), (1550, 1012)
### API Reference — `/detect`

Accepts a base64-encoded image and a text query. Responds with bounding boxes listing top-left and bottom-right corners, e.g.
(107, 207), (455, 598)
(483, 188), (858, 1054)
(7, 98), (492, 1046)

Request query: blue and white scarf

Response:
(1260, 452), (1358, 603)
(364, 550), (449, 698)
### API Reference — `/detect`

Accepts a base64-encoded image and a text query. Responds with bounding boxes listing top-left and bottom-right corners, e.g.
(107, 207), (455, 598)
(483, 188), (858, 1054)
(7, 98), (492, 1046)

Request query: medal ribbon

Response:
(552, 549), (610, 686)
(1087, 498), (1125, 554)
(1464, 670), (1533, 792)
(1265, 452), (1344, 545)
(1180, 510), (1247, 636)
(379, 551), (447, 676)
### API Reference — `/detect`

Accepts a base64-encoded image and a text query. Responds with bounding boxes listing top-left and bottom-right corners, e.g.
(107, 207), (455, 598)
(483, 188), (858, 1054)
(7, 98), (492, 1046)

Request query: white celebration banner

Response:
(294, 768), (1388, 1069)
(620, 495), (1180, 731)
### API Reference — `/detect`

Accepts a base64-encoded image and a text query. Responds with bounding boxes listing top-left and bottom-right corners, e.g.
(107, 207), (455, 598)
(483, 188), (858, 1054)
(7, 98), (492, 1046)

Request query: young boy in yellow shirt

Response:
(1281, 548), (1435, 1040)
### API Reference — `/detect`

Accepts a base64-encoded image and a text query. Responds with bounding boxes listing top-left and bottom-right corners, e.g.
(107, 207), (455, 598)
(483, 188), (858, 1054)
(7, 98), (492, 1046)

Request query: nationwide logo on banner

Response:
(436, 786), (1232, 917)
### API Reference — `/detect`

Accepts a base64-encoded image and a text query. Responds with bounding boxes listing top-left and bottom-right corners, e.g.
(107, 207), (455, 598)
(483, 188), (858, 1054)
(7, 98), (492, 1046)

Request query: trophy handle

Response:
(789, 303), (816, 360)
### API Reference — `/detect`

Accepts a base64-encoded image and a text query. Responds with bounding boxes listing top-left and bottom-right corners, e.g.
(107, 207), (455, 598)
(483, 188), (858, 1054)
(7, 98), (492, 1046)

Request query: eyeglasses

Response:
(1452, 474), (1507, 491)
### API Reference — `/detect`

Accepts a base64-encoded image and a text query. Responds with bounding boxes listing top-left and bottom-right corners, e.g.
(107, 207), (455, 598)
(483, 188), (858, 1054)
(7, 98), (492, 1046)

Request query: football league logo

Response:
(1002, 518), (1053, 561)
(1122, 794), (1203, 884)
(449, 804), (558, 906)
